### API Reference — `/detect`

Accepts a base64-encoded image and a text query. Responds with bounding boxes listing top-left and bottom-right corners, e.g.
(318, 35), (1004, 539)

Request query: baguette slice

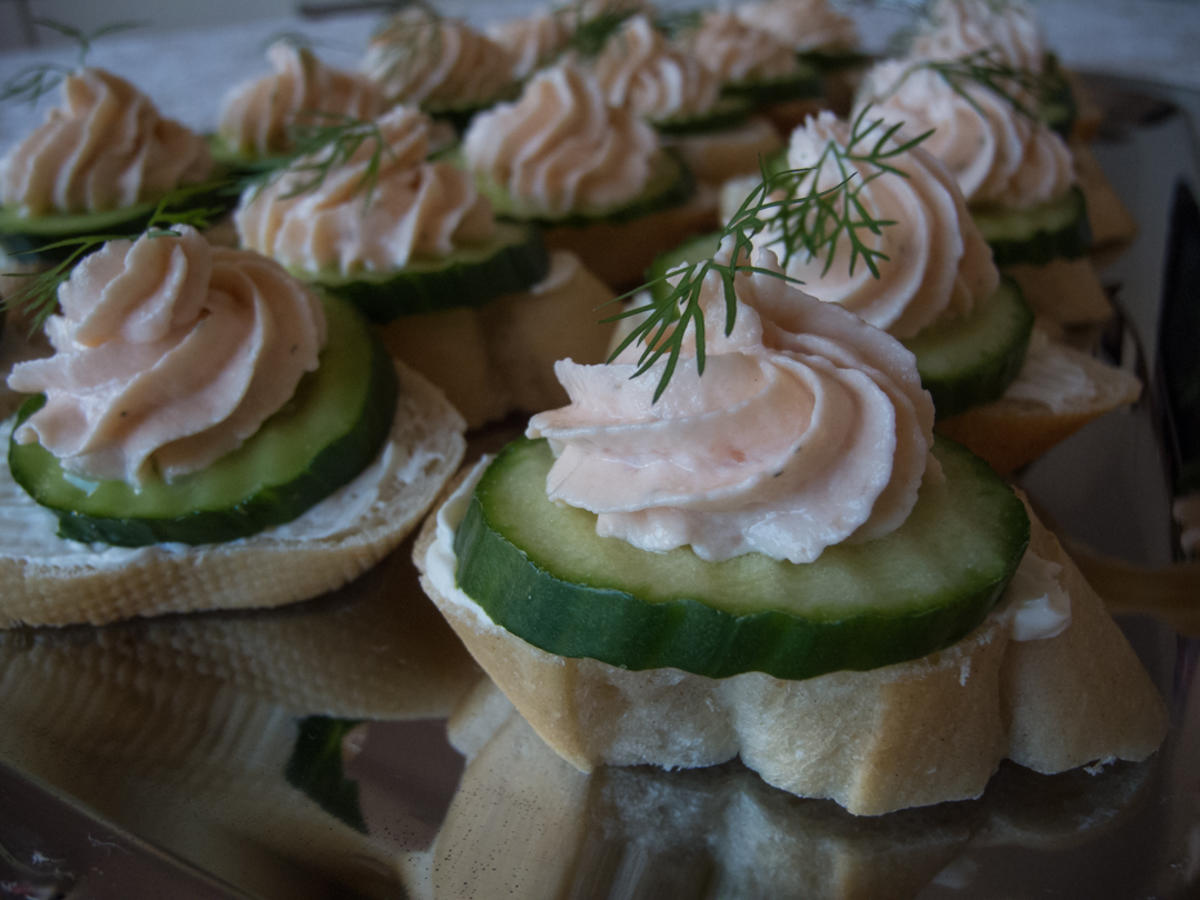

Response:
(378, 252), (615, 429)
(936, 330), (1142, 474)
(416, 469), (1166, 816)
(0, 362), (465, 627)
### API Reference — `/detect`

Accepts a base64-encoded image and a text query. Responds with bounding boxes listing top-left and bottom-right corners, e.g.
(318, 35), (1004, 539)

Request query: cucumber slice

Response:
(720, 62), (822, 105)
(798, 48), (873, 74)
(971, 187), (1091, 267)
(8, 293), (397, 546)
(652, 96), (753, 137)
(903, 279), (1033, 419)
(644, 230), (722, 301)
(0, 179), (239, 264)
(453, 436), (1029, 681)
(300, 222), (549, 323)
(472, 149), (695, 228)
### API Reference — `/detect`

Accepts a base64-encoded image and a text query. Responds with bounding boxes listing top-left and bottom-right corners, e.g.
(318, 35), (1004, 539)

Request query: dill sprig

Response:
(766, 108), (932, 279)
(900, 46), (1067, 121)
(262, 115), (393, 209)
(604, 162), (805, 402)
(1, 182), (227, 333)
(606, 111), (924, 401)
(564, 5), (639, 58)
(370, 4), (444, 98)
(0, 19), (141, 105)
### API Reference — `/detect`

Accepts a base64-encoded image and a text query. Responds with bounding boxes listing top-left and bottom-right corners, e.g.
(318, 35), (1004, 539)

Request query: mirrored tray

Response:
(0, 74), (1198, 900)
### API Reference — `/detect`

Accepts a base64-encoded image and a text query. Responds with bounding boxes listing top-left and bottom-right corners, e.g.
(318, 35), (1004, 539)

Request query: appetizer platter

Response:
(0, 1), (1197, 897)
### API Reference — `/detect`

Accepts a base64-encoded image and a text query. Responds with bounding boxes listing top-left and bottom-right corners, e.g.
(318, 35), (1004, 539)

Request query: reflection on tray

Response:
(411, 680), (1156, 900)
(0, 540), (480, 898)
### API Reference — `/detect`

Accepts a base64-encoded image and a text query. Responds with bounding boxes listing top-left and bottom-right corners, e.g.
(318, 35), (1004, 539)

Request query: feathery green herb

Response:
(1, 183), (227, 333)
(253, 115), (394, 209)
(1, 19), (141, 105)
(896, 46), (1069, 121)
(766, 108), (932, 279)
(608, 110), (925, 401)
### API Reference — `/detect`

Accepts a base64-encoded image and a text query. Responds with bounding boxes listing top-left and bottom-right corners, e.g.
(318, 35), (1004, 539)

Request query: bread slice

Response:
(415, 470), (1166, 816)
(936, 329), (1142, 474)
(0, 362), (466, 627)
(378, 252), (616, 429)
(1072, 140), (1137, 255)
(543, 194), (719, 289)
(663, 115), (784, 187)
(1004, 256), (1113, 327)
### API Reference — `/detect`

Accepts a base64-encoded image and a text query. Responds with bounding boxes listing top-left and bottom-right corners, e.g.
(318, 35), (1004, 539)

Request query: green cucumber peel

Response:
(8, 293), (397, 546)
(453, 437), (1030, 681)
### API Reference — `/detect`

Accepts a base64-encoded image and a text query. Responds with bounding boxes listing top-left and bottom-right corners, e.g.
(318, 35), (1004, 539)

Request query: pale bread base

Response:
(936, 337), (1142, 474)
(1073, 141), (1138, 254)
(664, 116), (784, 187)
(0, 362), (465, 627)
(378, 252), (615, 429)
(544, 195), (719, 289)
(1004, 256), (1113, 327)
(415, 489), (1165, 816)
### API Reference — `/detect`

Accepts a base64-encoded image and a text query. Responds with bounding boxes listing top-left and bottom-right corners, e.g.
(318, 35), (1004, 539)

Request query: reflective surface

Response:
(1, 78), (1199, 900)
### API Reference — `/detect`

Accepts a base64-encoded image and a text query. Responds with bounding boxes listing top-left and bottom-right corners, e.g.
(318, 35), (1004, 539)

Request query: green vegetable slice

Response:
(903, 278), (1033, 419)
(720, 62), (822, 104)
(472, 149), (695, 228)
(971, 186), (1091, 266)
(652, 96), (753, 136)
(300, 222), (549, 322)
(8, 292), (397, 546)
(0, 179), (238, 263)
(453, 436), (1029, 681)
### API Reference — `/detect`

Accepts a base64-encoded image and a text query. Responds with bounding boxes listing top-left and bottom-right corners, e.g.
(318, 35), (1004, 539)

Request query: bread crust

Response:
(1, 363), (466, 627)
(415, 485), (1166, 816)
(936, 336), (1142, 474)
(378, 252), (615, 429)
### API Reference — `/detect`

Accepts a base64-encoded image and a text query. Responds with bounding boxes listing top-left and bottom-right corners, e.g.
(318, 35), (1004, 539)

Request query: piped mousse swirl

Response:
(235, 106), (495, 275)
(859, 59), (1075, 210)
(0, 67), (212, 217)
(527, 245), (936, 564)
(754, 111), (998, 338)
(218, 42), (384, 159)
(589, 15), (722, 122)
(8, 226), (326, 485)
(909, 0), (1047, 71)
(363, 10), (516, 108)
(680, 10), (805, 86)
(461, 62), (659, 217)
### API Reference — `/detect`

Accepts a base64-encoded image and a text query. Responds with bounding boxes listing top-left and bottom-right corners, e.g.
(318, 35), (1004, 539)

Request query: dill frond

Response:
(246, 115), (393, 211)
(1, 181), (228, 334)
(606, 111), (925, 400)
(1, 19), (141, 105)
(894, 46), (1068, 121)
